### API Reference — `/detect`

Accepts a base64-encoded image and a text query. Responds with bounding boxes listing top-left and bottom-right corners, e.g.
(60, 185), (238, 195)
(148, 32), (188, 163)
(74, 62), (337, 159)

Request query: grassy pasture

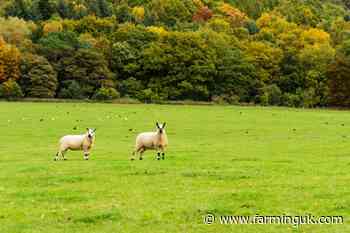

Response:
(0, 102), (349, 233)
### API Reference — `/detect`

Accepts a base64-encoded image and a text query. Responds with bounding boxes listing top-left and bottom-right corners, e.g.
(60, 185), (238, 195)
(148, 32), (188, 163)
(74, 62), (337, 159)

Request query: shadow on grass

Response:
(73, 210), (122, 224)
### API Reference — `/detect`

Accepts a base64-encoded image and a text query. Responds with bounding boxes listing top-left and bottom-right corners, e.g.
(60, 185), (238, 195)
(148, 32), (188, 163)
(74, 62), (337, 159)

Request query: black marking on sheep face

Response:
(86, 128), (96, 139)
(156, 122), (166, 134)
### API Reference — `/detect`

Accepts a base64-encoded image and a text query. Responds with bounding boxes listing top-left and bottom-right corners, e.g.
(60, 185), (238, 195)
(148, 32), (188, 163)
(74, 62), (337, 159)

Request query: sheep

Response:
(131, 122), (168, 161)
(54, 128), (96, 161)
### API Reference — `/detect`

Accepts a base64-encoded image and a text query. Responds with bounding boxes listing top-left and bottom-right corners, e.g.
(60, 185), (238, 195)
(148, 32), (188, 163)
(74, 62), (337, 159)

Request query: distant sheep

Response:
(131, 122), (168, 160)
(55, 128), (96, 161)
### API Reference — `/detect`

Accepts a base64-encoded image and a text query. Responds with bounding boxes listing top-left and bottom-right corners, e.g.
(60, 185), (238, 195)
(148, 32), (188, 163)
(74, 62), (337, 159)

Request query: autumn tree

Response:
(192, 6), (212, 23)
(0, 37), (21, 83)
(219, 3), (248, 27)
(244, 41), (283, 83)
(0, 17), (34, 45)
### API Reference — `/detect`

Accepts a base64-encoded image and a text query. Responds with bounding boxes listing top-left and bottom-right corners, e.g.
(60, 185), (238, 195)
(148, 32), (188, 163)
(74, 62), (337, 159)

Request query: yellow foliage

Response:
(73, 3), (87, 12)
(61, 19), (78, 31)
(132, 6), (145, 23)
(43, 21), (63, 36)
(0, 17), (33, 45)
(257, 13), (297, 35)
(0, 36), (4, 80)
(0, 36), (5, 46)
(244, 41), (283, 81)
(147, 26), (168, 36)
(207, 18), (231, 33)
(79, 33), (98, 46)
(192, 0), (204, 8)
(0, 39), (20, 82)
(301, 28), (330, 46)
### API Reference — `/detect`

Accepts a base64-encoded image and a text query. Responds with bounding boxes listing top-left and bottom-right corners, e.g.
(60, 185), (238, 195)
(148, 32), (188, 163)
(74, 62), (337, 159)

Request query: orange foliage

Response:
(192, 6), (213, 22)
(219, 3), (247, 27)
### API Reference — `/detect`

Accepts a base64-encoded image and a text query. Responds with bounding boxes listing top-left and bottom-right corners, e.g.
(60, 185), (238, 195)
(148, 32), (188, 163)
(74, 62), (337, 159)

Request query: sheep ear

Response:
(162, 122), (166, 128)
(156, 122), (160, 128)
(86, 128), (89, 131)
(93, 128), (97, 132)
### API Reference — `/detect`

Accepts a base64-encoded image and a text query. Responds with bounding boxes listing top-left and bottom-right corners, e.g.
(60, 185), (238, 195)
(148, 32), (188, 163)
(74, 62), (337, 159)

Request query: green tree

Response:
(58, 80), (84, 99)
(19, 53), (58, 98)
(37, 31), (88, 69)
(59, 48), (114, 98)
(328, 40), (350, 106)
(36, 0), (56, 20)
(4, 0), (32, 20)
(57, 0), (71, 18)
(148, 0), (196, 27)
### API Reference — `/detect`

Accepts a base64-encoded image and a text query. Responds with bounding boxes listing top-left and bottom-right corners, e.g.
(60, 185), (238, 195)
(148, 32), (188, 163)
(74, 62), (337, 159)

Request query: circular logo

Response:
(204, 213), (215, 225)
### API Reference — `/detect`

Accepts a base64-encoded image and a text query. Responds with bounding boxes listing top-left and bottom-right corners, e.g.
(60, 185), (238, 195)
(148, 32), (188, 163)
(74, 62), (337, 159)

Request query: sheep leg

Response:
(54, 152), (60, 161)
(156, 152), (161, 160)
(139, 147), (145, 160)
(161, 152), (165, 160)
(131, 149), (137, 161)
(61, 150), (67, 160)
(84, 152), (89, 160)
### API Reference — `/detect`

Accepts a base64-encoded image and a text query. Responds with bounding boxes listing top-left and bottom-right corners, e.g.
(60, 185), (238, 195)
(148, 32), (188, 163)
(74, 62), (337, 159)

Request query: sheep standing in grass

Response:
(131, 122), (168, 161)
(55, 128), (96, 161)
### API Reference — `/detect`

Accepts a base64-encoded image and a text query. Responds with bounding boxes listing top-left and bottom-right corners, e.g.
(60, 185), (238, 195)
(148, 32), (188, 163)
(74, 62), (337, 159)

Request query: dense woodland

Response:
(0, 0), (350, 107)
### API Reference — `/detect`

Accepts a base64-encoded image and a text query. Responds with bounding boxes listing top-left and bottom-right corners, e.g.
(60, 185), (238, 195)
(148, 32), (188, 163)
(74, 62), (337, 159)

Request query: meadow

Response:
(0, 102), (349, 233)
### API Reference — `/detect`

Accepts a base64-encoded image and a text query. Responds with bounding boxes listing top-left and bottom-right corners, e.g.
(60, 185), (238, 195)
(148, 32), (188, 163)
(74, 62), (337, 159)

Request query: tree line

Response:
(0, 0), (350, 107)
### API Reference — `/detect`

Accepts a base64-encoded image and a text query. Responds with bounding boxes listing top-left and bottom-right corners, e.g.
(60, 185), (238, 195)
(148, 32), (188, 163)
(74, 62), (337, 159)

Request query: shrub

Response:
(259, 92), (269, 106)
(118, 77), (143, 97)
(259, 84), (282, 106)
(136, 88), (162, 103)
(298, 88), (320, 108)
(281, 93), (302, 107)
(212, 94), (240, 105)
(0, 79), (23, 98)
(58, 80), (84, 99)
(92, 87), (120, 100)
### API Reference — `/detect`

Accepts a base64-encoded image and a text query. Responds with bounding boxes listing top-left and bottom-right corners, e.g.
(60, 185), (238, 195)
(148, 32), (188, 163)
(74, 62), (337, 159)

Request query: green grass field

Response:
(0, 102), (349, 233)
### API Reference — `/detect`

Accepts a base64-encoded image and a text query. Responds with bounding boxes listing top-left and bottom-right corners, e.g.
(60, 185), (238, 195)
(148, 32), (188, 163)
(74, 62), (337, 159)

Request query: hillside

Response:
(0, 0), (350, 107)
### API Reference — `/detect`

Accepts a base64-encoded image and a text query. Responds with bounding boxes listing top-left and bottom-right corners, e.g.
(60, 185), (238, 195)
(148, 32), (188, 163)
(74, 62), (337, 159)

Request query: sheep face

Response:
(156, 122), (166, 134)
(86, 128), (96, 139)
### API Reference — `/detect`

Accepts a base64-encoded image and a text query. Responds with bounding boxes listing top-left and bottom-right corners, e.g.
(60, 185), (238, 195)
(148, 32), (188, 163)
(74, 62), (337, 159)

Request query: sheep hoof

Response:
(139, 157), (143, 160)
(157, 157), (160, 160)
(130, 158), (135, 161)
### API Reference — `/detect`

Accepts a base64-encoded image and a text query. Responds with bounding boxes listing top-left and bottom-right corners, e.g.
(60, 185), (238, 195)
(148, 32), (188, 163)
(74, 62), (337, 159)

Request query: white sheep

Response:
(131, 122), (168, 160)
(55, 128), (96, 161)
